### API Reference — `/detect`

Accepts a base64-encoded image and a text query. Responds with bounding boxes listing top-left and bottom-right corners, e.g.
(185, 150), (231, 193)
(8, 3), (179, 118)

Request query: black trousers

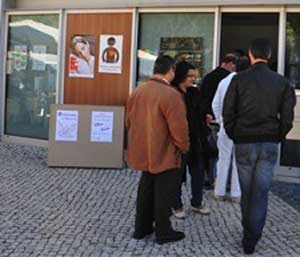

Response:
(134, 168), (182, 237)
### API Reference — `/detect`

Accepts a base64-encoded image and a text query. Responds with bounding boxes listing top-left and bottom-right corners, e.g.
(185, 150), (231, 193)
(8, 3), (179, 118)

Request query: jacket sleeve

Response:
(223, 76), (238, 140)
(279, 83), (296, 140)
(212, 82), (222, 124)
(125, 94), (134, 129)
(161, 92), (190, 153)
(198, 77), (212, 115)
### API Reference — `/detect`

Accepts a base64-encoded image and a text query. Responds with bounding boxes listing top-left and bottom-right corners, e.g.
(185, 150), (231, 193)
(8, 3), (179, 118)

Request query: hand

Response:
(206, 114), (214, 125)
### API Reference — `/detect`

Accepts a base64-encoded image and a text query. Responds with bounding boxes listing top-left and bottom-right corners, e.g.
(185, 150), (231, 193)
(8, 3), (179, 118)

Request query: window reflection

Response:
(5, 15), (59, 139)
(286, 14), (300, 89)
(137, 13), (214, 85)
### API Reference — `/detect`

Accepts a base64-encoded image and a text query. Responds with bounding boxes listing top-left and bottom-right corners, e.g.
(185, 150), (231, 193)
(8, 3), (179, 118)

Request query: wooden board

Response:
(48, 104), (124, 168)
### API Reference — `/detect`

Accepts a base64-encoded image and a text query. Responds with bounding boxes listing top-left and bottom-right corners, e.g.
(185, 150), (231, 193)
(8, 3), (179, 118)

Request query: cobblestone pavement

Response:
(0, 142), (299, 257)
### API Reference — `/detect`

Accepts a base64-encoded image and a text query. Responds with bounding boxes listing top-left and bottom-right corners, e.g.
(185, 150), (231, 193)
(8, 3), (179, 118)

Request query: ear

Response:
(248, 49), (255, 64)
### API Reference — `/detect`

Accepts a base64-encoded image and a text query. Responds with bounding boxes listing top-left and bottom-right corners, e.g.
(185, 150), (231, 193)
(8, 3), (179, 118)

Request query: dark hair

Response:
(249, 38), (272, 60)
(153, 55), (176, 75)
(237, 56), (250, 72)
(172, 61), (195, 87)
(222, 53), (239, 65)
(71, 36), (88, 54)
(233, 49), (246, 57)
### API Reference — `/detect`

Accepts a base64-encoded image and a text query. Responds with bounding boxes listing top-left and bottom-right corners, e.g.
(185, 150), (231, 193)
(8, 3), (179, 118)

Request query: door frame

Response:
(218, 6), (284, 73)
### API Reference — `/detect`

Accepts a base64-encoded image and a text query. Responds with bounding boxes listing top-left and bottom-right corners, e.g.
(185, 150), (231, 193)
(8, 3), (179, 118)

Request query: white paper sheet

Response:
(90, 111), (114, 143)
(55, 110), (79, 142)
(98, 35), (123, 74)
(32, 45), (47, 71)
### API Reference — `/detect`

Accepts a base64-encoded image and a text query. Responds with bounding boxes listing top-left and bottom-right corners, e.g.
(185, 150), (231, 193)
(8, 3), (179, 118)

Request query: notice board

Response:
(48, 104), (124, 168)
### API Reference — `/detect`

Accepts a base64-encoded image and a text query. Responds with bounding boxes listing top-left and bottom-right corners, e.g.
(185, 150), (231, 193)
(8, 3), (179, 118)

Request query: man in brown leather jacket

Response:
(126, 55), (189, 244)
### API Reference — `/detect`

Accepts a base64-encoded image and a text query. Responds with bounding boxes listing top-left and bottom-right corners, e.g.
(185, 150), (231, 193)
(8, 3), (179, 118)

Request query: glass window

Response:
(286, 14), (300, 89)
(281, 13), (300, 167)
(5, 14), (59, 139)
(137, 13), (214, 84)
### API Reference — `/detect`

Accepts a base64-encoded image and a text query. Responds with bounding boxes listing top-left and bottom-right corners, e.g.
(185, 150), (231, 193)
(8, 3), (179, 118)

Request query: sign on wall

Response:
(69, 34), (96, 78)
(90, 111), (114, 143)
(55, 110), (79, 142)
(98, 35), (123, 74)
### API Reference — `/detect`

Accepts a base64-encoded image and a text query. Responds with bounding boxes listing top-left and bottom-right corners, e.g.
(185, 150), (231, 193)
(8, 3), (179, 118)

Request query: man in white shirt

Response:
(212, 56), (250, 201)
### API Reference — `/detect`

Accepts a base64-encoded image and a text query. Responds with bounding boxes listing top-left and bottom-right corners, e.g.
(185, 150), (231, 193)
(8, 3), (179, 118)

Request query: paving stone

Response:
(0, 142), (299, 257)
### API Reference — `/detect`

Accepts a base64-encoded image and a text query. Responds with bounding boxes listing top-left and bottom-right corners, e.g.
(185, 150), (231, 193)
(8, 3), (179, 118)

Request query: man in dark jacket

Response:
(199, 53), (238, 189)
(223, 38), (295, 255)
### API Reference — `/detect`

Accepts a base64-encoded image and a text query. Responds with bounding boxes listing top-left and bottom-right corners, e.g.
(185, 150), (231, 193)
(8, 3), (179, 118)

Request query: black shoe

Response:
(156, 231), (185, 245)
(204, 182), (214, 190)
(242, 238), (256, 255)
(132, 227), (154, 239)
(243, 245), (255, 255)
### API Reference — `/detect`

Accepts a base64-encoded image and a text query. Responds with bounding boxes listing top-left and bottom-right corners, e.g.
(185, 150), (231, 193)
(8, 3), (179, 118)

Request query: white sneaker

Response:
(173, 208), (186, 219)
(191, 205), (210, 215)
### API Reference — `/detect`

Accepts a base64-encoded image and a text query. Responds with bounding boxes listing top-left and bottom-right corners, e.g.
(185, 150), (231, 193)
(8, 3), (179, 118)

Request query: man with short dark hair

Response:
(223, 38), (295, 255)
(126, 55), (190, 244)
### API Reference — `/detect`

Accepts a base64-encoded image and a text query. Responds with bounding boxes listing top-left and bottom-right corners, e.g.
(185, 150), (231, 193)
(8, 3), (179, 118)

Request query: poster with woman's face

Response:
(69, 35), (96, 78)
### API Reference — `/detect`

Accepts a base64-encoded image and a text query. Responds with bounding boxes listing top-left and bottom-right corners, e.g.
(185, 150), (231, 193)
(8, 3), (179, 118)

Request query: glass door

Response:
(220, 12), (279, 71)
(5, 14), (59, 139)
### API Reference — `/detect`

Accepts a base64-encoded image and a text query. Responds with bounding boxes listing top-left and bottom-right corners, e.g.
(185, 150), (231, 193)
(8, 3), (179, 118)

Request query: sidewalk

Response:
(0, 142), (299, 257)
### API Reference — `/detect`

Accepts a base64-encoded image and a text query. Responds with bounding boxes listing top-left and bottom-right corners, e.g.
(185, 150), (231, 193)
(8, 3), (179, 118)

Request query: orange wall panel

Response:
(64, 13), (132, 106)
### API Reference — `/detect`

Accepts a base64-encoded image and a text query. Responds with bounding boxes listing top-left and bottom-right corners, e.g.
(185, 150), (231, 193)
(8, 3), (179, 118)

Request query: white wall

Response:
(13, 0), (300, 10)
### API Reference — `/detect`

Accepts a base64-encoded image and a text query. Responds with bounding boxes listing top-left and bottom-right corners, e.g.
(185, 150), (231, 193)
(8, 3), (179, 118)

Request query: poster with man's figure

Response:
(99, 35), (123, 74)
(69, 35), (96, 78)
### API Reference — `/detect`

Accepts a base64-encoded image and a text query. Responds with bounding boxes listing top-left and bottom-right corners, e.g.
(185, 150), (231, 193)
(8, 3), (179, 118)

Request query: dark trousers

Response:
(174, 153), (205, 209)
(134, 168), (182, 237)
(235, 143), (278, 246)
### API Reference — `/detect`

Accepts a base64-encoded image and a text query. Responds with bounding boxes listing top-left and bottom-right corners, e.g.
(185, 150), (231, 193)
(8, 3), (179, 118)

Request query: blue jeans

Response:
(235, 143), (278, 246)
(174, 153), (205, 209)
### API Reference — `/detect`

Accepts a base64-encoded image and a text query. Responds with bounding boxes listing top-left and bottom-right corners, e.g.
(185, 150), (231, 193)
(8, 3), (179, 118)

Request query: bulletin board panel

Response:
(64, 13), (132, 106)
(48, 104), (125, 168)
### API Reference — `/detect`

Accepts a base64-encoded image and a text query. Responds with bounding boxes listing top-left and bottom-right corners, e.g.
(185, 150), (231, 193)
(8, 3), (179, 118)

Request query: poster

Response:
(14, 45), (27, 71)
(159, 37), (203, 79)
(90, 111), (114, 143)
(55, 110), (79, 142)
(98, 35), (123, 74)
(69, 35), (96, 78)
(31, 45), (47, 71)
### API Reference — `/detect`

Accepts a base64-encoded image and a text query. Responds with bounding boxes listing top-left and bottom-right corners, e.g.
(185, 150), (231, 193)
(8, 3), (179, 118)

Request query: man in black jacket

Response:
(223, 38), (295, 255)
(199, 53), (238, 189)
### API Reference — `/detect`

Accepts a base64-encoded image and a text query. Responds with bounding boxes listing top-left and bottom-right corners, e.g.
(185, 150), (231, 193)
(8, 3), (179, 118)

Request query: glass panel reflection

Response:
(286, 14), (300, 89)
(5, 14), (59, 139)
(137, 13), (214, 85)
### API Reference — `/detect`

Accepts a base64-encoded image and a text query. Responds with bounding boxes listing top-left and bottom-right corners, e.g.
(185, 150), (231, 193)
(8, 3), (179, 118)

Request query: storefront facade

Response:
(0, 0), (299, 182)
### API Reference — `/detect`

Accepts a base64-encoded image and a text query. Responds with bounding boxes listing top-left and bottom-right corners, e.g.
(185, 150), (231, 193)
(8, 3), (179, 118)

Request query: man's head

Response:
(220, 53), (239, 72)
(71, 36), (91, 61)
(248, 38), (272, 64)
(236, 56), (250, 72)
(153, 55), (176, 82)
(172, 61), (196, 89)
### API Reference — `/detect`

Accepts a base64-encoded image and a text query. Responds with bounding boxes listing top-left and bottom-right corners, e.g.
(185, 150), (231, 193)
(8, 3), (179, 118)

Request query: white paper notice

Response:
(31, 45), (47, 71)
(14, 45), (27, 71)
(55, 110), (79, 142)
(90, 111), (114, 143)
(98, 35), (123, 74)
